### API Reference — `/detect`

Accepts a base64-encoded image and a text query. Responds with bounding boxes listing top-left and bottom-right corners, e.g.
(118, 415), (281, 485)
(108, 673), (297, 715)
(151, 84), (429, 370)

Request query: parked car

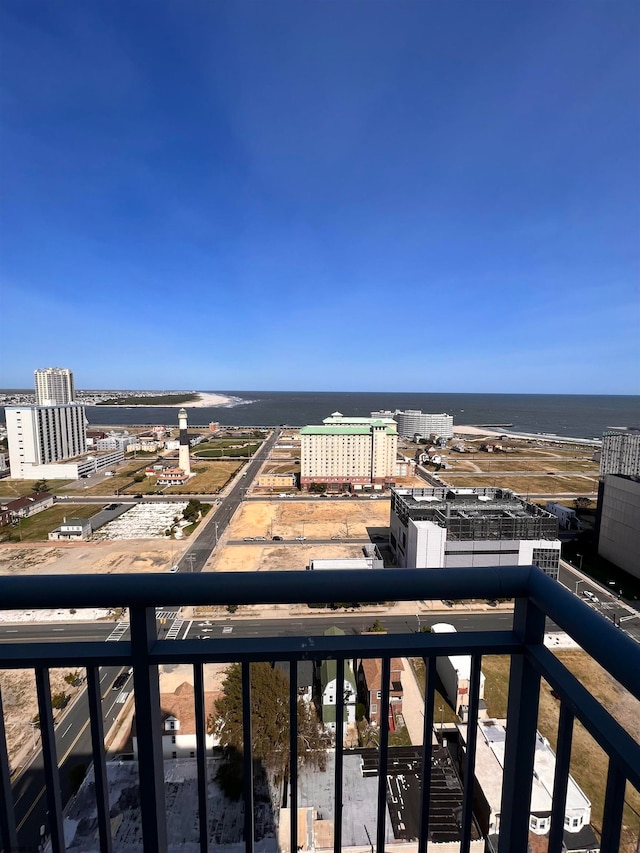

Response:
(255, 536), (267, 541)
(169, 565), (179, 573)
(295, 536), (307, 541)
(112, 674), (129, 691)
(272, 535), (283, 541)
(243, 537), (254, 542)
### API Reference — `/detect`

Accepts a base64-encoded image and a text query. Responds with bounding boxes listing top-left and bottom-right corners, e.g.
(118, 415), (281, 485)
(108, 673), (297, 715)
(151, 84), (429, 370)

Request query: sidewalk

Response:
(399, 658), (428, 746)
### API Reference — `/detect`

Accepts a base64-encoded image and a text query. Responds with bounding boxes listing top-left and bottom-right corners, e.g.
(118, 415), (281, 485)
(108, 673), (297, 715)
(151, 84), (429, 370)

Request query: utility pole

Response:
(186, 554), (196, 573)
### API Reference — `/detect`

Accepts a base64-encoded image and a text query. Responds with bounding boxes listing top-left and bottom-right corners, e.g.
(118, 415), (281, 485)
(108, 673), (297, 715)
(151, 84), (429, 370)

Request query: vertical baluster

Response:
(130, 606), (167, 852)
(242, 662), (254, 853)
(498, 596), (545, 853)
(289, 661), (298, 853)
(35, 667), (64, 853)
(418, 657), (436, 853)
(548, 701), (574, 853)
(460, 654), (482, 853)
(376, 657), (391, 853)
(194, 663), (209, 853)
(600, 762), (626, 853)
(0, 685), (18, 853)
(86, 667), (113, 853)
(334, 658), (344, 853)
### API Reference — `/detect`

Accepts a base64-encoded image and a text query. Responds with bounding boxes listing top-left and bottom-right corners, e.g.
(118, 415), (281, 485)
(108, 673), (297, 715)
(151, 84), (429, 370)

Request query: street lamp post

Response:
(577, 553), (584, 572)
(575, 580), (583, 596)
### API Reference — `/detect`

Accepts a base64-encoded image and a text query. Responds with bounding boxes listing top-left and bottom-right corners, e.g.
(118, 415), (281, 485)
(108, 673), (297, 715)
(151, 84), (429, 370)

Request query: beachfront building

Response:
(5, 404), (87, 478)
(390, 486), (561, 577)
(300, 412), (397, 492)
(371, 409), (454, 439)
(34, 367), (75, 406)
(600, 427), (640, 478)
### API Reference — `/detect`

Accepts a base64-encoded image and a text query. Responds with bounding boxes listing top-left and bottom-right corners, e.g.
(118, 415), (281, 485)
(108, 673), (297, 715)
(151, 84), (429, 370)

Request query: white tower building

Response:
(6, 404), (86, 478)
(178, 408), (191, 476)
(34, 368), (75, 406)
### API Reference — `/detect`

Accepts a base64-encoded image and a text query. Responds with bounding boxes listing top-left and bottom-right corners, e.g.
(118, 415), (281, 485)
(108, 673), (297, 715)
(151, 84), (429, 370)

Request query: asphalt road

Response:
(12, 664), (131, 851)
(172, 428), (281, 574)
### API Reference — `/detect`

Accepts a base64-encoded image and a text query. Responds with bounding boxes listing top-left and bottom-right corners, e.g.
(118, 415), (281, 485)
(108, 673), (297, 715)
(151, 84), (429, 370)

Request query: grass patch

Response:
(166, 462), (242, 494)
(442, 474), (598, 494)
(0, 504), (103, 542)
(194, 443), (260, 458)
(181, 503), (212, 536)
(0, 479), (69, 498)
(61, 461), (151, 496)
(481, 652), (640, 852)
(409, 658), (459, 725)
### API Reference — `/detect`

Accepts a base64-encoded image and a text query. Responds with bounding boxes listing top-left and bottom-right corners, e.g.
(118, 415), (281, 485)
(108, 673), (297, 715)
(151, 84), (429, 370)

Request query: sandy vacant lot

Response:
(207, 542), (370, 573)
(0, 539), (190, 576)
(226, 499), (390, 540)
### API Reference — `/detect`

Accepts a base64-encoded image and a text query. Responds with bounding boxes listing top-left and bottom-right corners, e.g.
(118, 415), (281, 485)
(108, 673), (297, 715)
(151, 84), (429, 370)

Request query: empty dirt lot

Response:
(225, 499), (391, 540)
(207, 542), (370, 573)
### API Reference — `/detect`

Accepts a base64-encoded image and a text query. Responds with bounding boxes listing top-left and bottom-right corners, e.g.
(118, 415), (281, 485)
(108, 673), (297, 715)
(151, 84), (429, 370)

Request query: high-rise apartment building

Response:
(599, 427), (640, 478)
(6, 405), (86, 478)
(34, 367), (75, 406)
(300, 412), (398, 491)
(371, 409), (454, 439)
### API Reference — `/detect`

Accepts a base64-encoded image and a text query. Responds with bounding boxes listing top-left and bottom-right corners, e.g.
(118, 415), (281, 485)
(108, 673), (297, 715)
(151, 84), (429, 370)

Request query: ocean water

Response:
(13, 391), (635, 440)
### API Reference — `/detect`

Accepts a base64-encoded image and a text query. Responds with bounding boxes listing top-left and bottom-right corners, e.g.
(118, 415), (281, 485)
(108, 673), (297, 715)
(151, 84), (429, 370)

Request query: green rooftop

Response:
(300, 425), (397, 436)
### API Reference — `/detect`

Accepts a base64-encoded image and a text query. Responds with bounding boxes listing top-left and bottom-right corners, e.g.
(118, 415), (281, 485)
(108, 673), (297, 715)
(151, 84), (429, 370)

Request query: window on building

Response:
(172, 751), (177, 759)
(171, 735), (176, 743)
(532, 547), (560, 580)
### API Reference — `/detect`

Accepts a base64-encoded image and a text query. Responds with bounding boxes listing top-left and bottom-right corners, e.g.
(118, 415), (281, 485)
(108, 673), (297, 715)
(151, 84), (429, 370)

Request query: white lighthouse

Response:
(178, 408), (191, 476)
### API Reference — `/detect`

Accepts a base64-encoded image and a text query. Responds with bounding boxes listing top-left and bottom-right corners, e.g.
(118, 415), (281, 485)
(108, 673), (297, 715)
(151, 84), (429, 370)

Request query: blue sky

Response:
(1, 1), (638, 394)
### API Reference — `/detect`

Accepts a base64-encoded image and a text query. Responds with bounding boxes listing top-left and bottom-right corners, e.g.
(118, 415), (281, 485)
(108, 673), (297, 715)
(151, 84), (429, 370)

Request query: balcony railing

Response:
(0, 565), (639, 853)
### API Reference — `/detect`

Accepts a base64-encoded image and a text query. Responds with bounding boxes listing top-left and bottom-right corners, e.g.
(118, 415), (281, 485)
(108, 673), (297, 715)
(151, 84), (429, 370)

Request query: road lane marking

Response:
(182, 620), (193, 639)
(61, 724), (73, 738)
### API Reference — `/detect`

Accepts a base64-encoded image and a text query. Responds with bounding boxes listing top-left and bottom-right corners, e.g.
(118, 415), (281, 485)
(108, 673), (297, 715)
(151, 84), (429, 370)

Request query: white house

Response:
(132, 682), (219, 760)
(319, 629), (357, 741)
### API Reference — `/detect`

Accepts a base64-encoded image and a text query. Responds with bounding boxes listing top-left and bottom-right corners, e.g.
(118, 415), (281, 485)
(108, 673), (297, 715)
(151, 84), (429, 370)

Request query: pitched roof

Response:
(360, 658), (404, 692)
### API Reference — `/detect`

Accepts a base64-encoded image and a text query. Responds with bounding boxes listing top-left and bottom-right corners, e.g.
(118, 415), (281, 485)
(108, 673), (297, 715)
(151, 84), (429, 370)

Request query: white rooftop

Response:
(459, 719), (591, 824)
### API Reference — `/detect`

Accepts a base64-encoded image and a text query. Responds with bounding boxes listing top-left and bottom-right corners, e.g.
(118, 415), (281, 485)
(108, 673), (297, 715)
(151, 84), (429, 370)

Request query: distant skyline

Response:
(1, 1), (638, 394)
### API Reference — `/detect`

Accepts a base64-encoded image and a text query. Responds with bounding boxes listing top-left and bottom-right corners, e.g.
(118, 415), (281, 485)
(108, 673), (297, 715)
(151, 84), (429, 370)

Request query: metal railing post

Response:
(289, 661), (298, 853)
(600, 762), (626, 853)
(130, 606), (167, 852)
(376, 657), (391, 853)
(498, 595), (546, 853)
(547, 701), (574, 853)
(334, 658), (345, 853)
(193, 663), (209, 853)
(460, 654), (482, 852)
(418, 657), (436, 853)
(0, 685), (18, 853)
(86, 666), (113, 853)
(35, 667), (64, 853)
(242, 662), (254, 852)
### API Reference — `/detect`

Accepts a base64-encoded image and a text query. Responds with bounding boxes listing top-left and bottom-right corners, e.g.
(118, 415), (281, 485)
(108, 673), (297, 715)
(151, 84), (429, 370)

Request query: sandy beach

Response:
(190, 392), (233, 407)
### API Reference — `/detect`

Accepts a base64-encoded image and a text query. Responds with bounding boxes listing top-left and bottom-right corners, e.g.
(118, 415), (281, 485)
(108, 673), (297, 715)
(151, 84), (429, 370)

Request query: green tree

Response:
(183, 499), (203, 523)
(210, 663), (325, 784)
(64, 670), (83, 686)
(309, 483), (327, 494)
(33, 479), (49, 493)
(573, 497), (593, 511)
(52, 692), (69, 710)
(133, 473), (145, 483)
(367, 619), (386, 633)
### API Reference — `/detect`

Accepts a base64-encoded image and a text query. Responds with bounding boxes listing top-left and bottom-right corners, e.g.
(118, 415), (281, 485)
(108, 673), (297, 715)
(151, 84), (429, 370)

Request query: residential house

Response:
(48, 517), (92, 541)
(319, 628), (357, 741)
(0, 491), (54, 526)
(132, 682), (219, 760)
(357, 657), (404, 729)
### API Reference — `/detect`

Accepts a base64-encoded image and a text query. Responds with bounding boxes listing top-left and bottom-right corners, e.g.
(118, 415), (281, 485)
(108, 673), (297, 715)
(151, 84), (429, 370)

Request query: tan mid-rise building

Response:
(300, 412), (397, 491)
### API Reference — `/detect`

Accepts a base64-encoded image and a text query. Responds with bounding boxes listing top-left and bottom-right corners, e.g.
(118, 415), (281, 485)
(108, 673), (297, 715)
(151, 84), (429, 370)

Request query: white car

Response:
(169, 565), (179, 573)
(582, 590), (599, 603)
